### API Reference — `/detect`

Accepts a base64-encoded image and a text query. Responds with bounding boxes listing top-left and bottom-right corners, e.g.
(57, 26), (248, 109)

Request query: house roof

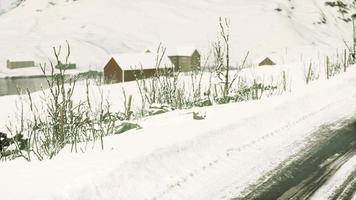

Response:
(253, 54), (280, 66)
(7, 60), (35, 63)
(258, 57), (276, 66)
(111, 53), (173, 71)
(167, 46), (198, 57)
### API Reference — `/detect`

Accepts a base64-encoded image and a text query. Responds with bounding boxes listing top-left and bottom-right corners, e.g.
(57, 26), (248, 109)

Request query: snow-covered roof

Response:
(111, 53), (173, 71)
(6, 54), (36, 62)
(167, 46), (198, 57)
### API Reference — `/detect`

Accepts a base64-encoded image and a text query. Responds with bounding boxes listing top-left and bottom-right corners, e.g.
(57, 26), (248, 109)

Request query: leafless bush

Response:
(3, 42), (127, 161)
(213, 17), (249, 103)
(135, 44), (188, 113)
(326, 55), (342, 79)
(304, 61), (320, 84)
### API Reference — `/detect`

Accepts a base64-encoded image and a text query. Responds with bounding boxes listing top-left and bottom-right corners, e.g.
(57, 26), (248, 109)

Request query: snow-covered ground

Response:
(0, 64), (356, 200)
(1, 0), (356, 199)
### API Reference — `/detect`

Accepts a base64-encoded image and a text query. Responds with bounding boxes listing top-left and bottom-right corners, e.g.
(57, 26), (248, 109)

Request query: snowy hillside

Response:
(0, 0), (355, 72)
(0, 0), (21, 14)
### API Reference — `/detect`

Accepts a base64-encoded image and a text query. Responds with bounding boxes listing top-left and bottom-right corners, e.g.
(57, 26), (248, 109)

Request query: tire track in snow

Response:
(234, 120), (356, 200)
(329, 167), (356, 200)
(149, 95), (355, 200)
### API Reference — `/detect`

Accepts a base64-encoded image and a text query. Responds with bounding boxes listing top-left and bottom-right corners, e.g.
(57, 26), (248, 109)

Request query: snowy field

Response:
(1, 58), (355, 195)
(0, 65), (356, 199)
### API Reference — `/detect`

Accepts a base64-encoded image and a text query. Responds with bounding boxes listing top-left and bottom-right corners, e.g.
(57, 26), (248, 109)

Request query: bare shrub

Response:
(3, 42), (126, 161)
(304, 61), (320, 84)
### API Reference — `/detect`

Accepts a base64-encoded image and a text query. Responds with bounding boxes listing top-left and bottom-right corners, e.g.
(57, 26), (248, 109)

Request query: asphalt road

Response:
(234, 119), (356, 200)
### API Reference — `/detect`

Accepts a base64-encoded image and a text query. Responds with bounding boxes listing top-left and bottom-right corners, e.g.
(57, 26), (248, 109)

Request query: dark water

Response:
(234, 120), (356, 200)
(0, 76), (50, 96)
(0, 72), (103, 96)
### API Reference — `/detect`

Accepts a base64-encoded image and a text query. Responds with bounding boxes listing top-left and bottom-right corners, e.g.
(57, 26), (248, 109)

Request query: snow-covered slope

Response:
(0, 0), (354, 72)
(0, 0), (21, 14)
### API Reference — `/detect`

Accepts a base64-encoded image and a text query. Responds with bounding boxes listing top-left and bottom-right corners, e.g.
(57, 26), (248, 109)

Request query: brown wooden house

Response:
(6, 60), (35, 69)
(168, 47), (201, 72)
(104, 53), (173, 83)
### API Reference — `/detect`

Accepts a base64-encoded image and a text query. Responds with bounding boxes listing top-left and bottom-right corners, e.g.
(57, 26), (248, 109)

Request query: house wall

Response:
(169, 56), (180, 71)
(179, 56), (192, 72)
(168, 50), (201, 72)
(104, 58), (123, 83)
(104, 57), (174, 83)
(191, 50), (201, 70)
(124, 69), (157, 82)
(168, 56), (192, 72)
(6, 60), (35, 69)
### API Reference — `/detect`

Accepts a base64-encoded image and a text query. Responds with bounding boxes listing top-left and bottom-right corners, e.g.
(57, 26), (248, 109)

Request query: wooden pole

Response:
(353, 18), (355, 58)
(352, 14), (356, 63)
(326, 56), (330, 80)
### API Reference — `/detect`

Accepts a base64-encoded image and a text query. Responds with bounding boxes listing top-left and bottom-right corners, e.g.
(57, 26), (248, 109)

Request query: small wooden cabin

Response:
(258, 57), (276, 66)
(104, 53), (173, 83)
(55, 61), (76, 70)
(6, 60), (35, 69)
(168, 47), (201, 72)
